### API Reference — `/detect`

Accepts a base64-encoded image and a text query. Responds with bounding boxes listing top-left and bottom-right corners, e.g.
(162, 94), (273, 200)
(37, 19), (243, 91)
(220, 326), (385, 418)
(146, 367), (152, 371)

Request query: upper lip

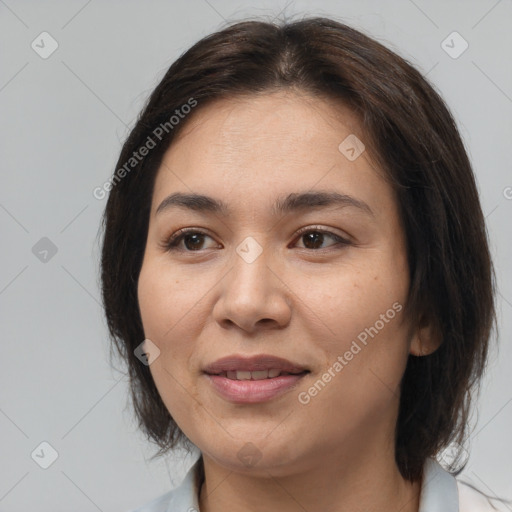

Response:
(203, 354), (309, 374)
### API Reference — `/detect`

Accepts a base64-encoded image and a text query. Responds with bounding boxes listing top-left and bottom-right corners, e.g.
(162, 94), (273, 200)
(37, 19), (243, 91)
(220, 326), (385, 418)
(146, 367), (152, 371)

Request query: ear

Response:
(409, 314), (443, 356)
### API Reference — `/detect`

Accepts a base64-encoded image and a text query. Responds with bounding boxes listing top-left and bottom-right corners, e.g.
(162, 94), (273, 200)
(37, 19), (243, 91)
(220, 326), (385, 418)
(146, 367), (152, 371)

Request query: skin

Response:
(137, 90), (439, 512)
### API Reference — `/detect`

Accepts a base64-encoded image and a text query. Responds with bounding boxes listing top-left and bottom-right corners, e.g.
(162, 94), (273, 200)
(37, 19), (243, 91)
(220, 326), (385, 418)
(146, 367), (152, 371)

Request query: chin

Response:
(201, 436), (308, 476)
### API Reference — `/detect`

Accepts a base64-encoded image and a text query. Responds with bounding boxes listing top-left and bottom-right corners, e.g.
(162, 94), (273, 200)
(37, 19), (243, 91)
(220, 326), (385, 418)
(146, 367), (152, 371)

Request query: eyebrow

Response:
(155, 190), (374, 218)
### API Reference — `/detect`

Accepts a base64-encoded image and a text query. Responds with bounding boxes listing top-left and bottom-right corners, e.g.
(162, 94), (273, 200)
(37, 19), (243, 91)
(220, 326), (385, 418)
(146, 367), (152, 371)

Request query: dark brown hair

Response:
(99, 15), (496, 482)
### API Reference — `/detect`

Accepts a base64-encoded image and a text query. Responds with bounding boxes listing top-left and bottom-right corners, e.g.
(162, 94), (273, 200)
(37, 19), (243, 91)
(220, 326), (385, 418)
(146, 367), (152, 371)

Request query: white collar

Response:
(418, 458), (459, 511)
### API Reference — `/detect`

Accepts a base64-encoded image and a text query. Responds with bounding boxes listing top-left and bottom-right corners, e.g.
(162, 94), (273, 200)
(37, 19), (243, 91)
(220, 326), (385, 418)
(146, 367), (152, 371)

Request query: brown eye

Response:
(181, 233), (207, 251)
(164, 230), (217, 252)
(163, 227), (350, 253)
(301, 231), (326, 249)
(295, 228), (350, 250)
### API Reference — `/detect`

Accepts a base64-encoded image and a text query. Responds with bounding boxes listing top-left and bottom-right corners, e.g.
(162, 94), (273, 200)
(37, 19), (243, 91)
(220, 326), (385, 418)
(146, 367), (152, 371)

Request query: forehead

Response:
(172, 90), (363, 153)
(151, 91), (391, 217)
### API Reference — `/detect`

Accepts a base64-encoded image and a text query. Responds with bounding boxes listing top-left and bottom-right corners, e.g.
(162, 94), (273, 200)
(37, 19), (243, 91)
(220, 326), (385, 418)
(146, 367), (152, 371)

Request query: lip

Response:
(203, 354), (308, 374)
(204, 373), (308, 404)
(202, 354), (309, 404)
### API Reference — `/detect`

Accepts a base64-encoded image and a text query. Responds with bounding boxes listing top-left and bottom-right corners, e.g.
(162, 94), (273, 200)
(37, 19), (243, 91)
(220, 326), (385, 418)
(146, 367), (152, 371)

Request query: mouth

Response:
(207, 369), (309, 380)
(203, 354), (309, 375)
(202, 354), (310, 403)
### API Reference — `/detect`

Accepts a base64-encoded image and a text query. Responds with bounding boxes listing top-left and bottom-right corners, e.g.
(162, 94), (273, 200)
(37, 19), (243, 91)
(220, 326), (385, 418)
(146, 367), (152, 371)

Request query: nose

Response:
(212, 245), (292, 333)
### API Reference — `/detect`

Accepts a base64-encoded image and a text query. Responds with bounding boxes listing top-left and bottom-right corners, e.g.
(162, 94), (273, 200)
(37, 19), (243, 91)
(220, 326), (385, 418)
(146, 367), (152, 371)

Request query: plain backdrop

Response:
(1, 0), (511, 510)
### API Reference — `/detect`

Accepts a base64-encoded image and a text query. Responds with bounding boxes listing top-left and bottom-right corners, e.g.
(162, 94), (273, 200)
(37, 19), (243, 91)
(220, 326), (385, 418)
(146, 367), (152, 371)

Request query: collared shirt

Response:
(128, 457), (498, 511)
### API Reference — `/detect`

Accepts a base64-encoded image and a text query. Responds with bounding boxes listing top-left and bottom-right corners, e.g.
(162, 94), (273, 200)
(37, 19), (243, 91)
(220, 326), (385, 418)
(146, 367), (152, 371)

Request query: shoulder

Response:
(457, 479), (508, 512)
(420, 458), (509, 512)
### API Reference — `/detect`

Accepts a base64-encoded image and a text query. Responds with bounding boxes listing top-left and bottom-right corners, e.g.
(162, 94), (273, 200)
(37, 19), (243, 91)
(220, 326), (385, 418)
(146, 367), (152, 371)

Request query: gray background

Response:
(1, 0), (511, 510)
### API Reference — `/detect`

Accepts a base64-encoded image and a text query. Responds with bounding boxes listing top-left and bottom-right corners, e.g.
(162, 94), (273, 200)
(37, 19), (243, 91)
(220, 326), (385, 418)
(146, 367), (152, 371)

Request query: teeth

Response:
(223, 369), (291, 380)
(251, 370), (269, 380)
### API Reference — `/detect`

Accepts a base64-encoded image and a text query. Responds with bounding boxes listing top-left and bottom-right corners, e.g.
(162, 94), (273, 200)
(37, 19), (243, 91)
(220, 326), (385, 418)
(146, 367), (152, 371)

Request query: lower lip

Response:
(204, 373), (307, 404)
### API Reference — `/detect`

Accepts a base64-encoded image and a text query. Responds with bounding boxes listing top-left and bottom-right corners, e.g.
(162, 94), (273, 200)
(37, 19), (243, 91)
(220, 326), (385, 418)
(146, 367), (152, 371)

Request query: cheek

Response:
(137, 259), (207, 429)
(137, 258), (195, 379)
(138, 256), (198, 341)
(137, 261), (169, 341)
(296, 256), (408, 341)
(297, 252), (410, 397)
(137, 255), (218, 385)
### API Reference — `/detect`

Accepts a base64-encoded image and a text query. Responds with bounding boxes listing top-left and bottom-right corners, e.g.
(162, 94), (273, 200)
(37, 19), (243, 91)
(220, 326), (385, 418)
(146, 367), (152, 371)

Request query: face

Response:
(137, 91), (420, 476)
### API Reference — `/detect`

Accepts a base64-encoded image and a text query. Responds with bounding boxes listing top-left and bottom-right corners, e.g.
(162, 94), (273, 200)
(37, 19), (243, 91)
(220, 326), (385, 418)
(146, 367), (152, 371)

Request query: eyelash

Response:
(162, 226), (351, 253)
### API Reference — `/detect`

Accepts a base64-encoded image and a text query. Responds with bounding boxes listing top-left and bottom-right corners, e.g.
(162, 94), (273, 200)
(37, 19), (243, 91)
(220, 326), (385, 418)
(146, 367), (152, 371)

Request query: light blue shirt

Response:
(129, 457), (498, 511)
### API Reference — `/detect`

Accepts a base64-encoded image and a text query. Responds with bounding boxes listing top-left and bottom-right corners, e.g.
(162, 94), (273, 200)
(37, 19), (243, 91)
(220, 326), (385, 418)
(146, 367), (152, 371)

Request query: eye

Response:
(293, 227), (350, 250)
(163, 229), (218, 252)
(162, 226), (350, 253)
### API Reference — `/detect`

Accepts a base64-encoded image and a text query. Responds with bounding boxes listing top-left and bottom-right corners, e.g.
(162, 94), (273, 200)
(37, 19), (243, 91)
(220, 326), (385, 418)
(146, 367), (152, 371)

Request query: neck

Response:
(198, 448), (422, 512)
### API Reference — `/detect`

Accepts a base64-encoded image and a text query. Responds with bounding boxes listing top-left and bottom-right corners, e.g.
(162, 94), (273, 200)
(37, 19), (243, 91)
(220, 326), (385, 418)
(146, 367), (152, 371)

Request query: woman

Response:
(100, 16), (506, 511)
